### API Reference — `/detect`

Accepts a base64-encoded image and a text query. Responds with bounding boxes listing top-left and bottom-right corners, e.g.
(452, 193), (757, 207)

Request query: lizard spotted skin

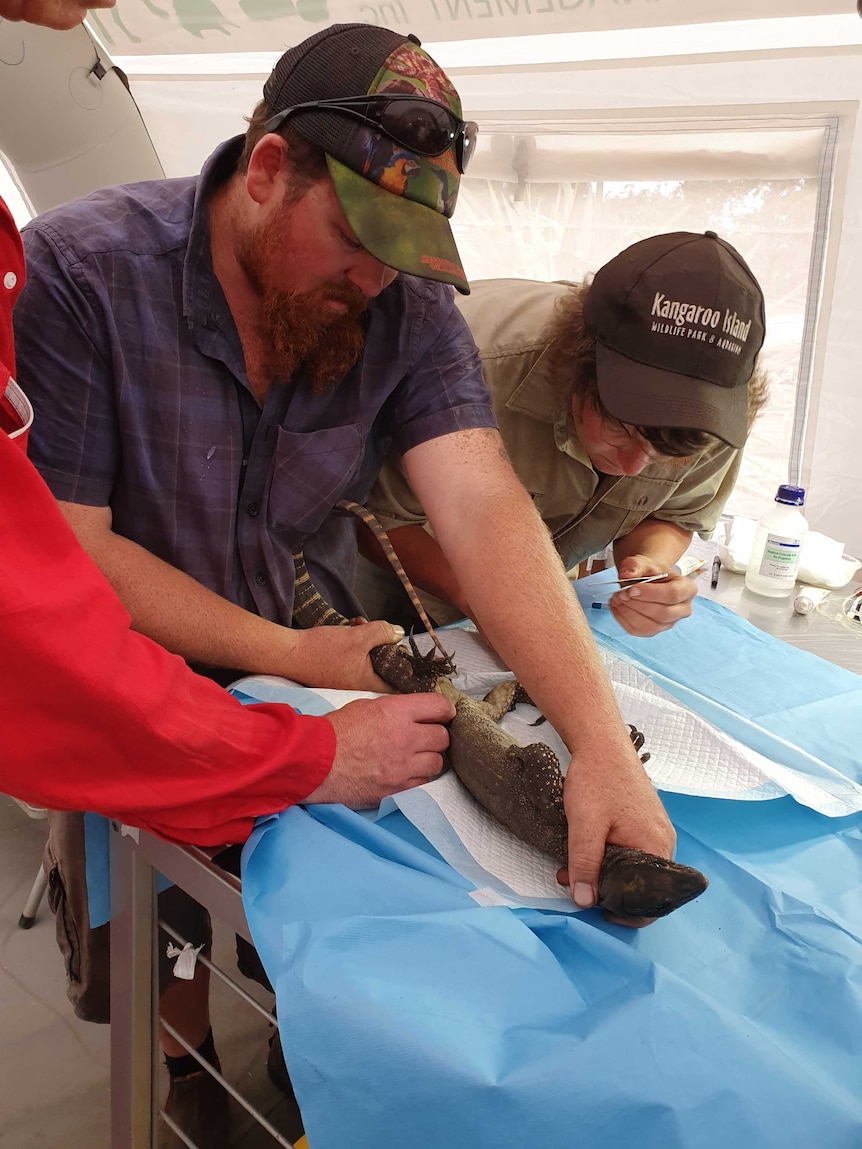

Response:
(292, 502), (708, 920)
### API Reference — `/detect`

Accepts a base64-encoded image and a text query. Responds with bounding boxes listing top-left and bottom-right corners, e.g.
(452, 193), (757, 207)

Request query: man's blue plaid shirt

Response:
(16, 139), (495, 630)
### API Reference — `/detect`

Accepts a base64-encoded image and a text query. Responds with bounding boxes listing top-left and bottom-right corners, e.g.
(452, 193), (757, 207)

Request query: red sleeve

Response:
(1, 197), (24, 434)
(0, 198), (22, 375)
(0, 430), (336, 847)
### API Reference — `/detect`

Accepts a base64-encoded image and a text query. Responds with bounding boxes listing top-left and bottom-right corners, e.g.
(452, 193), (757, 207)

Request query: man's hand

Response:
(306, 693), (455, 808)
(560, 736), (677, 928)
(287, 620), (410, 692)
(609, 554), (696, 637)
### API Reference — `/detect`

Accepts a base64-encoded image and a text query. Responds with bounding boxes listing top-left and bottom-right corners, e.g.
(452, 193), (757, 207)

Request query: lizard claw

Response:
(370, 639), (456, 693)
(409, 631), (456, 677)
(628, 723), (651, 765)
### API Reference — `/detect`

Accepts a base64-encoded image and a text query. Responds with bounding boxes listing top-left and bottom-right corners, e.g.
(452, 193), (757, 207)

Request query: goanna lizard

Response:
(291, 500), (708, 921)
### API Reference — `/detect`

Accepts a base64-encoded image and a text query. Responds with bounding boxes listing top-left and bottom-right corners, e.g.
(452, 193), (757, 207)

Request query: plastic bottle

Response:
(745, 485), (809, 598)
(673, 555), (706, 577)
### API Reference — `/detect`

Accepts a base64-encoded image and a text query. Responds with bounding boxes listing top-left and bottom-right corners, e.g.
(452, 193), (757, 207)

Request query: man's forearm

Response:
(59, 504), (412, 692)
(446, 507), (628, 752)
(64, 517), (297, 674)
(413, 441), (631, 757)
(613, 518), (692, 571)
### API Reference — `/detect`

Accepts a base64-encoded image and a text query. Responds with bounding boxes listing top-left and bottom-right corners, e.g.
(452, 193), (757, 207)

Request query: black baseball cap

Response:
(263, 24), (470, 293)
(583, 231), (766, 448)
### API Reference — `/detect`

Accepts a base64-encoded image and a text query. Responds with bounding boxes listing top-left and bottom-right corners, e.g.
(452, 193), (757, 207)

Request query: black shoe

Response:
(162, 1056), (230, 1149)
(267, 1031), (305, 1143)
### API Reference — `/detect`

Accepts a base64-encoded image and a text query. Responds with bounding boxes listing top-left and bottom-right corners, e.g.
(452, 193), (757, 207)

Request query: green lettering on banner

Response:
(379, 1), (407, 20)
(497, 0), (531, 16)
(437, 0), (472, 19)
(359, 0), (410, 21)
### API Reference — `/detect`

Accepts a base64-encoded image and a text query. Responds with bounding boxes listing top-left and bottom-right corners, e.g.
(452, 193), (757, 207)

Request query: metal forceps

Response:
(587, 572), (670, 590)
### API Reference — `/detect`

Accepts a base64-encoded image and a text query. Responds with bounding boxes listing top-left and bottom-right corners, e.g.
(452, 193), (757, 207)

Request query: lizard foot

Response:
(628, 723), (651, 765)
(481, 681), (542, 722)
(370, 634), (456, 694)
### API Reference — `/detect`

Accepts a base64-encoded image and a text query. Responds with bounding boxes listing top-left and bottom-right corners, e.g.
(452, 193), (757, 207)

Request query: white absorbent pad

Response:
(231, 626), (862, 911)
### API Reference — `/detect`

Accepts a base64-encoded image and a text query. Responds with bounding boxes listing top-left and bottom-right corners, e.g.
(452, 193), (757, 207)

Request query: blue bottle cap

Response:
(776, 484), (805, 505)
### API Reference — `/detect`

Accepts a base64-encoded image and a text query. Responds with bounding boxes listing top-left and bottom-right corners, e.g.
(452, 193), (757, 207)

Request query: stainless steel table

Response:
(700, 569), (862, 674)
(109, 826), (302, 1149)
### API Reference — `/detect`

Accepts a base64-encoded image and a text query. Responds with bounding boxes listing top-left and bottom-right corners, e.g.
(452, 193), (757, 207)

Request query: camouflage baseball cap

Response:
(262, 24), (471, 294)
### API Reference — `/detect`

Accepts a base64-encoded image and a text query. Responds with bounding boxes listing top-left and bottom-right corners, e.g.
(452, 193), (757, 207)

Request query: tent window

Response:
(454, 114), (839, 521)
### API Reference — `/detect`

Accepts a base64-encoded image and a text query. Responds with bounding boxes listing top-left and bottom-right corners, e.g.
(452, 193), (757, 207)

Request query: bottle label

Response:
(675, 555), (705, 577)
(757, 532), (802, 581)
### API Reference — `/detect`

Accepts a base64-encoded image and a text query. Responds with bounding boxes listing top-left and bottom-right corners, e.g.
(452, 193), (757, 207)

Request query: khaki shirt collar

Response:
(504, 347), (593, 470)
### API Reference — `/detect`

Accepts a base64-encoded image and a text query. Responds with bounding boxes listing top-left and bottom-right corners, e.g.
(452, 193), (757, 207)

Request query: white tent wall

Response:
(84, 3), (852, 57)
(124, 43), (862, 558)
(0, 22), (163, 213)
(1, 16), (860, 558)
(454, 49), (862, 559)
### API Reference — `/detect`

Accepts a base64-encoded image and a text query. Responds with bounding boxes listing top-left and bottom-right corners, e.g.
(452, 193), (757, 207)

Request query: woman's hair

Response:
(237, 99), (330, 199)
(542, 280), (769, 457)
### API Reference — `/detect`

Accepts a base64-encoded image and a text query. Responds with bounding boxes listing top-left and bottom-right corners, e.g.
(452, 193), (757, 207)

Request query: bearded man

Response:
(15, 22), (674, 1148)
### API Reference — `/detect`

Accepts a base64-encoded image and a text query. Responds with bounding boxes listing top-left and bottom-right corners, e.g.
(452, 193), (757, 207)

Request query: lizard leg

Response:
(482, 681), (539, 722)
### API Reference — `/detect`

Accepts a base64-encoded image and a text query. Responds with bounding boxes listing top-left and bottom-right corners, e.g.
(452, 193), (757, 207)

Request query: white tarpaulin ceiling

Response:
(1, 6), (861, 559)
(90, 0), (850, 56)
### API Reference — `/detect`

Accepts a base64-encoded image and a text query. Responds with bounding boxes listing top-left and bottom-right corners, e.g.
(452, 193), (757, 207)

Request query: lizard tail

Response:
(336, 498), (452, 663)
(292, 551), (351, 629)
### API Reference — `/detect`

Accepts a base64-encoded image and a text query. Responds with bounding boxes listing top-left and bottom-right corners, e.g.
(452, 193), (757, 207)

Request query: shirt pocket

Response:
(267, 423), (363, 542)
(550, 505), (634, 568)
(602, 473), (684, 536)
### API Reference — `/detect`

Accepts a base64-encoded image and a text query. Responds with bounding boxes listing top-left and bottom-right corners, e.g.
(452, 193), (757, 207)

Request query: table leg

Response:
(110, 824), (159, 1149)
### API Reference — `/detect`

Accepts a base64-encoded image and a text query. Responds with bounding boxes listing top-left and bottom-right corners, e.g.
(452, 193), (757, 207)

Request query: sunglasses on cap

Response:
(264, 93), (479, 174)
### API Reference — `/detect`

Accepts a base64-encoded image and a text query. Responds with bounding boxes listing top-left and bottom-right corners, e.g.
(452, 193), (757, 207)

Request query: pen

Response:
(591, 601), (611, 611)
(710, 556), (721, 588)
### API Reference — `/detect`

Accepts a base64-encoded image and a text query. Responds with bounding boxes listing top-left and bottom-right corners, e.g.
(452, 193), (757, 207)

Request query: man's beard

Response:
(261, 284), (368, 393)
(236, 209), (369, 393)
